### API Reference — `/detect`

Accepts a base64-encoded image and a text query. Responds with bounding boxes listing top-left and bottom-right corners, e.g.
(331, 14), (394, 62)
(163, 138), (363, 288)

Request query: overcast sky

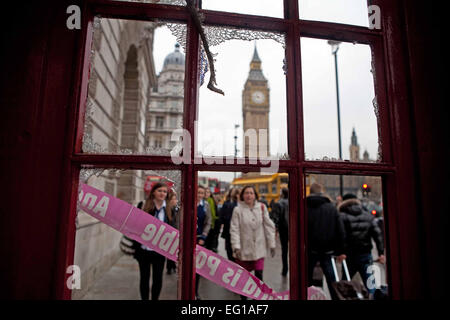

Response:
(152, 0), (376, 182)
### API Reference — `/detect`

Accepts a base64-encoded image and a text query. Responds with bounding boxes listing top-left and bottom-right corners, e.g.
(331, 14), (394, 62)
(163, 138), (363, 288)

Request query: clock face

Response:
(251, 91), (265, 104)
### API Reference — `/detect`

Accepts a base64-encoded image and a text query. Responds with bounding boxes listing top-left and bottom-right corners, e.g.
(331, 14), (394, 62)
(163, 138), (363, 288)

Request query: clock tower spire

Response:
(242, 43), (270, 158)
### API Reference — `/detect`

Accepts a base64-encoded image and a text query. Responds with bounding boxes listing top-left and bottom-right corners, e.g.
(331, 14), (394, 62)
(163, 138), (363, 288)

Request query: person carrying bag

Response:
(330, 257), (369, 300)
(230, 185), (276, 300)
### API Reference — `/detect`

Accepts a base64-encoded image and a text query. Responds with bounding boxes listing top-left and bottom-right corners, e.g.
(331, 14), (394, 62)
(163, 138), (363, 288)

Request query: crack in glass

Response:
(204, 26), (285, 49)
(165, 23), (286, 78)
(82, 18), (186, 155)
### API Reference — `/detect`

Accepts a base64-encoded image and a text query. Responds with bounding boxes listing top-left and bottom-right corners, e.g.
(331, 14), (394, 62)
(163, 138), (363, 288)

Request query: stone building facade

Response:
(74, 17), (159, 299)
(146, 43), (184, 152)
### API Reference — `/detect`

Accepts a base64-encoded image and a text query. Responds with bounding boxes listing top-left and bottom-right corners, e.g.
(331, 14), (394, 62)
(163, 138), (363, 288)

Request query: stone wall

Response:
(73, 17), (157, 299)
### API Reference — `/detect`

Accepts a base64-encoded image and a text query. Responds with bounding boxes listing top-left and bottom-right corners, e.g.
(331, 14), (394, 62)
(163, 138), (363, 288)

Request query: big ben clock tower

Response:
(242, 44), (270, 158)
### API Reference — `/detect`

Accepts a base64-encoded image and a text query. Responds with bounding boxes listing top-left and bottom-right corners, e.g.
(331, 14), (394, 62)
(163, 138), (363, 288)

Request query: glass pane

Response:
(299, 0), (370, 27)
(73, 168), (181, 300)
(305, 174), (388, 300)
(82, 18), (186, 155)
(196, 171), (290, 300)
(202, 0), (284, 18)
(197, 29), (288, 162)
(301, 38), (380, 162)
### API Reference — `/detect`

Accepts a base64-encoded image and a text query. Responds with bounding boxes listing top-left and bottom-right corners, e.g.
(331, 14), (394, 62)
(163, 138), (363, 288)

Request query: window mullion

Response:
(299, 20), (382, 44)
(284, 0), (299, 20)
(303, 161), (395, 176)
(372, 37), (394, 165)
(74, 9), (95, 154)
(284, 23), (300, 164)
(290, 18), (307, 300)
(89, 0), (190, 22)
(179, 13), (200, 300)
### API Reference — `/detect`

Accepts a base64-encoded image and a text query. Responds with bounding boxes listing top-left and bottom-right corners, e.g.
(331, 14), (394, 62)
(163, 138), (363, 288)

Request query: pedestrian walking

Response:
(218, 188), (240, 261)
(268, 198), (275, 217)
(272, 187), (289, 276)
(230, 185), (276, 300)
(195, 185), (212, 300)
(166, 189), (179, 275)
(335, 195), (343, 207)
(338, 193), (385, 295)
(374, 211), (384, 246)
(205, 188), (220, 253)
(132, 182), (169, 300)
(259, 195), (269, 209)
(306, 183), (346, 300)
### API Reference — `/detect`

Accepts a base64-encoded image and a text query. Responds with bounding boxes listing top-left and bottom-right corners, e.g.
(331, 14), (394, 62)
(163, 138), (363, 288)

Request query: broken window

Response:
(68, 0), (395, 301)
(82, 18), (186, 156)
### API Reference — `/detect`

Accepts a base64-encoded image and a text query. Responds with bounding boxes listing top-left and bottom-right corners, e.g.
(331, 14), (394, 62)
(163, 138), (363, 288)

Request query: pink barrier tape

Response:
(79, 183), (290, 300)
(307, 286), (328, 300)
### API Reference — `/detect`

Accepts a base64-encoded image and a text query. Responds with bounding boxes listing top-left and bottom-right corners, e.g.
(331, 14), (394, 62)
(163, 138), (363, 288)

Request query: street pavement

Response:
(79, 236), (385, 300)
(80, 236), (289, 300)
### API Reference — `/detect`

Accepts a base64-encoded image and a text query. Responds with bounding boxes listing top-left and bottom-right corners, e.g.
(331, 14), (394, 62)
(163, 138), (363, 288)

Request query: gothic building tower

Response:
(363, 149), (370, 162)
(242, 44), (270, 158)
(349, 127), (360, 162)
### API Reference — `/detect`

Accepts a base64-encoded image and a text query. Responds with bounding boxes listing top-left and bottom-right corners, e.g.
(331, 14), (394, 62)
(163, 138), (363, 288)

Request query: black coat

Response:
(307, 194), (346, 255)
(272, 198), (289, 231)
(338, 198), (384, 256)
(218, 200), (237, 239)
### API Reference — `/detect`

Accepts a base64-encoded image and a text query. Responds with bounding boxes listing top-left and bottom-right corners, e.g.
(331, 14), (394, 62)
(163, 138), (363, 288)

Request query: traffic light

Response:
(362, 183), (371, 196)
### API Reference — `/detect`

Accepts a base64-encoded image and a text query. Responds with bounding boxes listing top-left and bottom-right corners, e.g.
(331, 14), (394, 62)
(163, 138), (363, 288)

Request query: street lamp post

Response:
(234, 124), (240, 179)
(328, 40), (344, 197)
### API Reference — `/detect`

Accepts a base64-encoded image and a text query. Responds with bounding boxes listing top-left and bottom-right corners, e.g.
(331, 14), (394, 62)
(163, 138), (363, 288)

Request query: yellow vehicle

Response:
(230, 173), (289, 205)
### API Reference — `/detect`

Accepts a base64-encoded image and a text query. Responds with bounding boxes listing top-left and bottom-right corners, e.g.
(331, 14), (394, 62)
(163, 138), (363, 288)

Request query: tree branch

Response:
(186, 0), (224, 95)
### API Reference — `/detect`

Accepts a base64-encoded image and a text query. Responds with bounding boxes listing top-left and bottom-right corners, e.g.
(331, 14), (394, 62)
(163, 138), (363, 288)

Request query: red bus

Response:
(144, 175), (175, 195)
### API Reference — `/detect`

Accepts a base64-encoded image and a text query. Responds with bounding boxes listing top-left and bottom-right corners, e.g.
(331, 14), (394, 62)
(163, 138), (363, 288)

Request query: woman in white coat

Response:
(230, 185), (276, 284)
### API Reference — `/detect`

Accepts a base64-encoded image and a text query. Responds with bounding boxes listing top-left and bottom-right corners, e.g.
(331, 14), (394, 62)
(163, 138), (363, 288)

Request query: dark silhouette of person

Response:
(306, 183), (346, 300)
(338, 193), (385, 295)
(272, 187), (289, 276)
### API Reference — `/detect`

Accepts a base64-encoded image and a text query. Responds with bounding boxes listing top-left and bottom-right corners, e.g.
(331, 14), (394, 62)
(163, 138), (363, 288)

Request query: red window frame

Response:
(55, 0), (416, 300)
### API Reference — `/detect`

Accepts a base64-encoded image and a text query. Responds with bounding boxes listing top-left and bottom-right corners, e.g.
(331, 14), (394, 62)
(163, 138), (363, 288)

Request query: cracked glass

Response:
(82, 18), (186, 156)
(197, 26), (288, 161)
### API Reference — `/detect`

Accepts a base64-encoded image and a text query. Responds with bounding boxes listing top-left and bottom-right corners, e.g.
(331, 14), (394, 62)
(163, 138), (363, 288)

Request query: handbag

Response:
(260, 203), (272, 255)
(119, 235), (135, 255)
